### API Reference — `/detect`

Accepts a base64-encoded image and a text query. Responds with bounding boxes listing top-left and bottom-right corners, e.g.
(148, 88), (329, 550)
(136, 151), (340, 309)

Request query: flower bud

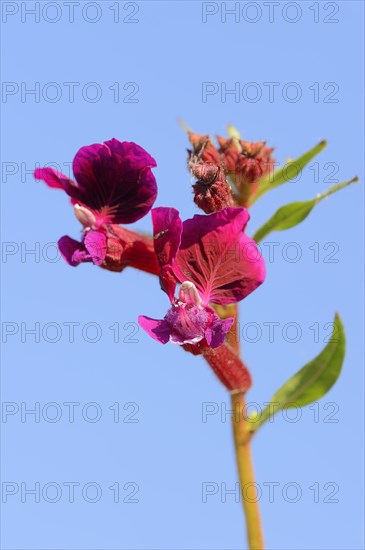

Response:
(217, 136), (241, 172)
(236, 157), (263, 185)
(186, 131), (275, 208)
(233, 158), (263, 206)
(192, 165), (234, 214)
(187, 131), (221, 164)
(257, 145), (275, 178)
(190, 163), (219, 184)
(240, 140), (265, 157)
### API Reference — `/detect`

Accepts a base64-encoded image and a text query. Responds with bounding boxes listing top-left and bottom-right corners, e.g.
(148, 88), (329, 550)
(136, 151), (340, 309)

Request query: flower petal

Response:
(34, 167), (80, 198)
(72, 139), (157, 224)
(138, 316), (171, 344)
(152, 207), (182, 301)
(152, 207), (182, 266)
(58, 236), (89, 267)
(173, 207), (265, 305)
(164, 304), (210, 346)
(205, 317), (234, 349)
(84, 230), (107, 266)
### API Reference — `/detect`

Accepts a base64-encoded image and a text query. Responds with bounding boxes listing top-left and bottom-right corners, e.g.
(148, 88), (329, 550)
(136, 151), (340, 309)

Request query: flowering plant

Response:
(34, 127), (357, 549)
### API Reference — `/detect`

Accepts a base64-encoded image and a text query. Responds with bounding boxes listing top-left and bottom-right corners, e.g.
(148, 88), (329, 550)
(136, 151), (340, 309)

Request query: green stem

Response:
(231, 392), (264, 550)
(229, 305), (264, 549)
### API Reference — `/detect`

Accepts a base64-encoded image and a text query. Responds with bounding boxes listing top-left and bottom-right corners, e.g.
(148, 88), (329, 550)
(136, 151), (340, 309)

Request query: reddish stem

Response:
(202, 342), (252, 393)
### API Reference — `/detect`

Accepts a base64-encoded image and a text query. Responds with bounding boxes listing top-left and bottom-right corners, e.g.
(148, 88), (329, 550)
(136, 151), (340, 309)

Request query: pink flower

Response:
(138, 207), (265, 349)
(34, 138), (158, 270)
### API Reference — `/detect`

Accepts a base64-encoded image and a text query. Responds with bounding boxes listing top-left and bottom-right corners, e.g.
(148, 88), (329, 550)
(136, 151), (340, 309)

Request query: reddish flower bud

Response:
(258, 145), (275, 177)
(192, 165), (234, 214)
(240, 140), (275, 178)
(188, 131), (209, 149)
(187, 131), (221, 164)
(217, 136), (240, 172)
(223, 150), (240, 173)
(216, 135), (231, 150)
(190, 162), (219, 184)
(226, 140), (275, 205)
(233, 157), (263, 207)
(186, 130), (275, 207)
(240, 140), (265, 157)
(193, 180), (234, 214)
(236, 157), (263, 184)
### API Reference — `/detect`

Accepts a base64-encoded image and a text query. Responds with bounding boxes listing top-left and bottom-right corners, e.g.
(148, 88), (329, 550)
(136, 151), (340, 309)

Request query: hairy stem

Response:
(202, 343), (252, 393)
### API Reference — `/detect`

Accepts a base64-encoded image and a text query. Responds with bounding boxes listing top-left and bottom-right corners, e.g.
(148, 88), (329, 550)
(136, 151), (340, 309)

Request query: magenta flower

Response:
(34, 138), (157, 269)
(138, 207), (265, 349)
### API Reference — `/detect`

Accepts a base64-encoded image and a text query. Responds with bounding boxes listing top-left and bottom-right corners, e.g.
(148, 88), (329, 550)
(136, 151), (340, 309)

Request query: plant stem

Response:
(229, 305), (264, 550)
(231, 392), (264, 550)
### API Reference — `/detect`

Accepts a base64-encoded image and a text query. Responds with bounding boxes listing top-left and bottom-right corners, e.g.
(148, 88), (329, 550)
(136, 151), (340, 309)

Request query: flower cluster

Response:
(35, 135), (266, 392)
(187, 131), (275, 209)
(33, 128), (353, 550)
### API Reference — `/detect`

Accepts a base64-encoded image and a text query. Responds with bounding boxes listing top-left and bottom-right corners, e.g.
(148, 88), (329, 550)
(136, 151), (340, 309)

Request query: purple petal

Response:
(138, 316), (171, 344)
(84, 230), (107, 266)
(164, 304), (210, 345)
(205, 317), (234, 349)
(72, 139), (157, 224)
(105, 138), (156, 172)
(58, 236), (89, 267)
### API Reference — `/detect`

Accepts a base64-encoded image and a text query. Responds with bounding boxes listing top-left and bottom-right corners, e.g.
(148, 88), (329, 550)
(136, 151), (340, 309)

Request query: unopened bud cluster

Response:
(190, 162), (234, 214)
(187, 131), (275, 210)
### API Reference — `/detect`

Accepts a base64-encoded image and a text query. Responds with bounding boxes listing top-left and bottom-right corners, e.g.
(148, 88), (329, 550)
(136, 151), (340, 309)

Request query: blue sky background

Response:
(1, 1), (364, 549)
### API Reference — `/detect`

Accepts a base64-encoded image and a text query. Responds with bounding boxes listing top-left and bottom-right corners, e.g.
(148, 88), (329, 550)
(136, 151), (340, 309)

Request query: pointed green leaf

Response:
(252, 314), (345, 432)
(252, 177), (358, 243)
(253, 200), (316, 243)
(251, 140), (327, 204)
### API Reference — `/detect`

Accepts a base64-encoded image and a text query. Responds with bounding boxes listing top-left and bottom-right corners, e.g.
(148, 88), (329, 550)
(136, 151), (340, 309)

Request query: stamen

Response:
(179, 281), (203, 306)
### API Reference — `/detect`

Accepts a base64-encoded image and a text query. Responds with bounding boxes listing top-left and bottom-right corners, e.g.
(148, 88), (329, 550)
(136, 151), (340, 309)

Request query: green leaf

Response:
(252, 140), (327, 204)
(251, 314), (346, 432)
(252, 177), (358, 243)
(253, 200), (316, 243)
